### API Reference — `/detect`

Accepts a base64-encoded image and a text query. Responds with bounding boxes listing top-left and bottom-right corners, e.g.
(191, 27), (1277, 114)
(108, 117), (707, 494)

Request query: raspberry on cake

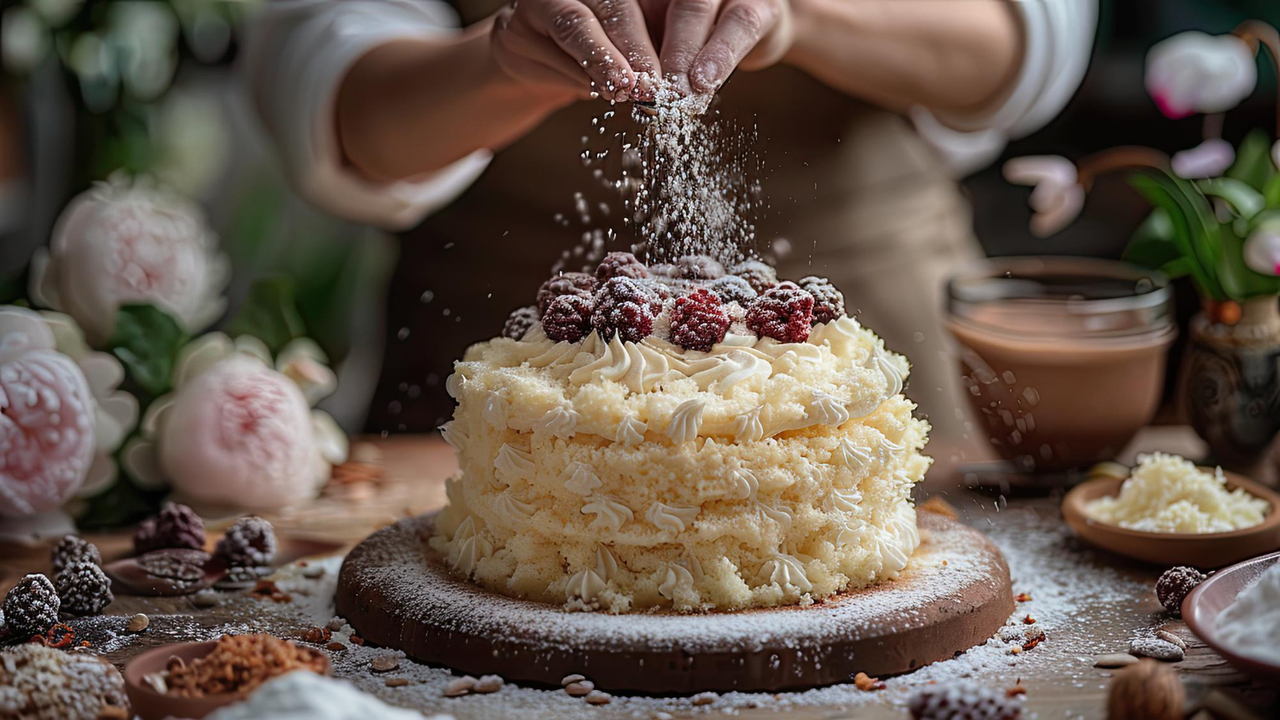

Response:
(433, 258), (930, 613)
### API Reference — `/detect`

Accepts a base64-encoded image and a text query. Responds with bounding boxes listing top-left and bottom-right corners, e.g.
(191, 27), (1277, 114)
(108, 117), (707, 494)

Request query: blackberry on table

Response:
(591, 277), (663, 343)
(670, 289), (731, 351)
(595, 251), (649, 281)
(799, 276), (846, 324)
(2, 574), (60, 638)
(502, 306), (539, 340)
(55, 561), (114, 616)
(543, 295), (595, 343)
(746, 282), (815, 343)
(134, 502), (206, 553)
(215, 517), (278, 568)
(536, 272), (596, 315)
(1156, 566), (1206, 615)
(51, 535), (102, 576)
(908, 682), (1022, 720)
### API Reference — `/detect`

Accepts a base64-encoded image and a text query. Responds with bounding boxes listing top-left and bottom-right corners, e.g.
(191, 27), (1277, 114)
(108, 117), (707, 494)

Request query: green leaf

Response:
(1158, 257), (1197, 280)
(1198, 177), (1266, 219)
(1123, 209), (1182, 269)
(225, 276), (307, 355)
(1216, 225), (1280, 300)
(1225, 129), (1276, 192)
(1264, 173), (1280, 208)
(1128, 172), (1225, 300)
(108, 304), (189, 397)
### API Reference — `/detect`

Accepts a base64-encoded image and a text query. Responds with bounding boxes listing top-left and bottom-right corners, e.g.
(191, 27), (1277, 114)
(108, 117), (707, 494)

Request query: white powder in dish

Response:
(204, 671), (453, 720)
(1085, 452), (1268, 533)
(1215, 562), (1280, 665)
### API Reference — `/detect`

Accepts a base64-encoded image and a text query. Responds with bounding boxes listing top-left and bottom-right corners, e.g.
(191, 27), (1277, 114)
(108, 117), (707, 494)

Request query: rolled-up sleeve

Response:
(911, 0), (1098, 176)
(242, 0), (492, 229)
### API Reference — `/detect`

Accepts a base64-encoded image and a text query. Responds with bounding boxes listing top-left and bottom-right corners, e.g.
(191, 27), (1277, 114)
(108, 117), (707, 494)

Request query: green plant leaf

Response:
(1158, 257), (1197, 280)
(1123, 209), (1182, 269)
(1225, 128), (1276, 192)
(1216, 224), (1280, 300)
(225, 276), (307, 355)
(108, 304), (189, 397)
(1198, 177), (1266, 219)
(1128, 172), (1225, 300)
(1264, 173), (1280, 208)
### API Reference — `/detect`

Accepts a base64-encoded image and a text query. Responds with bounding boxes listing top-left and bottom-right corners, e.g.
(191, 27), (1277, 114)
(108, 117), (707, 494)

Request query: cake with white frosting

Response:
(430, 253), (930, 612)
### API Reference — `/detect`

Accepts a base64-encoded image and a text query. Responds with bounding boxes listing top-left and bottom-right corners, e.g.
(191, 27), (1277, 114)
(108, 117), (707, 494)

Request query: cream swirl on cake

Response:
(429, 255), (931, 612)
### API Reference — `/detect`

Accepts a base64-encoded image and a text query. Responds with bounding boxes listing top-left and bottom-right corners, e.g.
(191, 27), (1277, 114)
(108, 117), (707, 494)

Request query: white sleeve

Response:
(242, 0), (492, 230)
(910, 0), (1098, 177)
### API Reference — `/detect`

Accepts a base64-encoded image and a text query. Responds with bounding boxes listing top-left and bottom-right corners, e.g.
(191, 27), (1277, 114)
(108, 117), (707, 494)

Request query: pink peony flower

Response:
(1003, 155), (1085, 237)
(0, 308), (97, 517)
(1145, 32), (1256, 118)
(123, 333), (346, 511)
(29, 174), (229, 345)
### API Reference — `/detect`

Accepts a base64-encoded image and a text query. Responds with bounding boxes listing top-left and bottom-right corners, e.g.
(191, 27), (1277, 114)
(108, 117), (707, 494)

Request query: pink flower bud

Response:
(1244, 229), (1280, 277)
(1146, 32), (1256, 118)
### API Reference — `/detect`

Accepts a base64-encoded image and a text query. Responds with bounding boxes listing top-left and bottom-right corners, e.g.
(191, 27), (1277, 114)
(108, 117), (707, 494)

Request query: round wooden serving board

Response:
(336, 511), (1014, 694)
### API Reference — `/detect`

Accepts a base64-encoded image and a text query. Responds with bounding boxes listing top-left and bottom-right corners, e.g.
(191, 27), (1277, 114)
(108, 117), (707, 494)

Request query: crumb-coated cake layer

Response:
(431, 309), (932, 612)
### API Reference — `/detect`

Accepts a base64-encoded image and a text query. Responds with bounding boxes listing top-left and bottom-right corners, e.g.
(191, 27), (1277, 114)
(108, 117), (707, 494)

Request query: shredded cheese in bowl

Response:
(1085, 453), (1269, 533)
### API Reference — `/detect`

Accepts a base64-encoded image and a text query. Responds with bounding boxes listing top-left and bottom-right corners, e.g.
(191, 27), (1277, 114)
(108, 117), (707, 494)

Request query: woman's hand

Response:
(491, 0), (662, 101)
(650, 0), (794, 94)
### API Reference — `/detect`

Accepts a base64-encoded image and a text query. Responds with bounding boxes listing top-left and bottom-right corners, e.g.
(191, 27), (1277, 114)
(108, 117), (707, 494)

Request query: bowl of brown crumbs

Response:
(123, 633), (330, 719)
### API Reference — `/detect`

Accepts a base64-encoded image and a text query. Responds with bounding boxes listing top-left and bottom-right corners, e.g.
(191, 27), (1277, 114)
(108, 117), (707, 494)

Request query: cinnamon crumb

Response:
(250, 580), (292, 603)
(1023, 614), (1035, 624)
(1010, 646), (1022, 655)
(385, 678), (410, 688)
(853, 672), (885, 691)
(1006, 684), (1027, 697)
(1022, 636), (1043, 652)
(350, 635), (365, 646)
(1015, 592), (1032, 602)
(302, 627), (331, 644)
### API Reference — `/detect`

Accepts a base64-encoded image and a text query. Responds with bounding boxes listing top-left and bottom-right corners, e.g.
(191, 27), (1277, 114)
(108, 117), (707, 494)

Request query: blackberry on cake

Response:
(502, 306), (539, 340)
(730, 260), (778, 293)
(675, 254), (726, 280)
(595, 251), (649, 281)
(134, 502), (206, 553)
(55, 562), (114, 616)
(2, 574), (59, 638)
(799, 276), (846, 324)
(215, 516), (278, 568)
(536, 272), (596, 315)
(591, 276), (663, 342)
(50, 535), (101, 576)
(706, 275), (757, 306)
(670, 289), (730, 351)
(746, 282), (815, 342)
(543, 295), (595, 342)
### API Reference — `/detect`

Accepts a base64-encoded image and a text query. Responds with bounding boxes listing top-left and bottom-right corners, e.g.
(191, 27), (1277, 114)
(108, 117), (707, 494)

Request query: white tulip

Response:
(1244, 229), (1280, 277)
(29, 175), (230, 346)
(1171, 138), (1236, 179)
(1146, 31), (1257, 118)
(1003, 155), (1085, 237)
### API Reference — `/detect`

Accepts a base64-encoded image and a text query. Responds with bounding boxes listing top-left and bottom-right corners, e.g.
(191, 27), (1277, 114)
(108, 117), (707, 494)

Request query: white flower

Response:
(1146, 31), (1256, 118)
(1244, 228), (1280, 277)
(1171, 138), (1236, 179)
(122, 332), (347, 511)
(30, 174), (230, 346)
(0, 306), (137, 518)
(1003, 155), (1085, 237)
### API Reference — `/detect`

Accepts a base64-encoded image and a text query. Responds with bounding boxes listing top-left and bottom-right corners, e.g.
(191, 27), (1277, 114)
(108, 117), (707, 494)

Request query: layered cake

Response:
(431, 254), (930, 612)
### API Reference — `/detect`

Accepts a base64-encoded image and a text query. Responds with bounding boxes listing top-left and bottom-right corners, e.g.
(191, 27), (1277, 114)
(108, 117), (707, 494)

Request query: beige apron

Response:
(370, 18), (979, 444)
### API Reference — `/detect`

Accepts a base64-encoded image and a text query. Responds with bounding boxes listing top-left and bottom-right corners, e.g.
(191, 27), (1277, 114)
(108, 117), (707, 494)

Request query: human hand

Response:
(491, 0), (661, 102)
(649, 0), (793, 94)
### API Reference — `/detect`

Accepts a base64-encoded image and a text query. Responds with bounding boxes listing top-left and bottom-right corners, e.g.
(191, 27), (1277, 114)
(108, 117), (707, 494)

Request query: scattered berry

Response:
(50, 535), (101, 576)
(543, 294), (595, 343)
(706, 275), (758, 306)
(215, 517), (278, 568)
(908, 682), (1022, 720)
(592, 277), (662, 343)
(2, 574), (60, 638)
(1155, 566), (1206, 616)
(676, 255), (726, 280)
(670, 289), (731, 351)
(730, 260), (778, 293)
(595, 251), (649, 281)
(799, 276), (846, 324)
(501, 306), (539, 340)
(536, 272), (596, 315)
(134, 502), (206, 554)
(746, 282), (814, 343)
(55, 561), (114, 616)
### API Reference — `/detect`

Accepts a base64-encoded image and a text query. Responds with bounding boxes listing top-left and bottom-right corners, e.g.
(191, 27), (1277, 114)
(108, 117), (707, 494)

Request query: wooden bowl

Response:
(1061, 471), (1280, 568)
(123, 640), (331, 720)
(1183, 551), (1280, 682)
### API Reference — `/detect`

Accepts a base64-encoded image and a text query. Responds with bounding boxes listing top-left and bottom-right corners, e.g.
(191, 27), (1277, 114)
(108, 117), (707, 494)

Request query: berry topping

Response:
(671, 289), (731, 351)
(676, 255), (726, 280)
(502, 306), (539, 340)
(215, 517), (278, 568)
(647, 263), (678, 278)
(134, 502), (206, 554)
(51, 535), (101, 576)
(592, 277), (663, 343)
(2, 574), (59, 638)
(55, 561), (113, 616)
(706, 276), (758, 306)
(799, 276), (846, 324)
(1156, 566), (1206, 616)
(909, 682), (1022, 719)
(595, 251), (649, 281)
(746, 282), (814, 343)
(730, 260), (778, 293)
(543, 294), (595, 343)
(536, 272), (596, 315)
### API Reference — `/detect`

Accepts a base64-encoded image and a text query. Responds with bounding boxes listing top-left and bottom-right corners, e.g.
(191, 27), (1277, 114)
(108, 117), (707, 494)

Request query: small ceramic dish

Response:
(1061, 470), (1280, 568)
(123, 640), (331, 720)
(1183, 551), (1280, 682)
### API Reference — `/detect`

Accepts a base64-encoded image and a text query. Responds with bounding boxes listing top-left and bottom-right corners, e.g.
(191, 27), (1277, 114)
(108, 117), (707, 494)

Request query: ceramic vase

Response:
(1187, 297), (1280, 468)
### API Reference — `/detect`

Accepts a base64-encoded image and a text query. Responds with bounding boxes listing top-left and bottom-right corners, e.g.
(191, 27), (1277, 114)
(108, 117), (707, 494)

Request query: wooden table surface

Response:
(2, 429), (1277, 720)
